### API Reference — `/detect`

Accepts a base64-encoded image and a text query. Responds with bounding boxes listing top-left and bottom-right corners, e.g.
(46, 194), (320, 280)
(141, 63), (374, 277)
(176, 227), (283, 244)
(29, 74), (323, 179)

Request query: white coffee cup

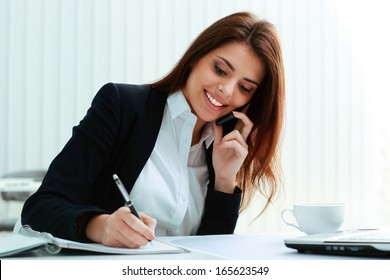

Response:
(281, 203), (346, 235)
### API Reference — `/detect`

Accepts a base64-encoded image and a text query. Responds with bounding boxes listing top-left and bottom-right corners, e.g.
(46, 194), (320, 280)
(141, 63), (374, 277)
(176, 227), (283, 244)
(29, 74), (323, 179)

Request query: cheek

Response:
(192, 66), (216, 86)
(232, 94), (253, 108)
(187, 71), (205, 91)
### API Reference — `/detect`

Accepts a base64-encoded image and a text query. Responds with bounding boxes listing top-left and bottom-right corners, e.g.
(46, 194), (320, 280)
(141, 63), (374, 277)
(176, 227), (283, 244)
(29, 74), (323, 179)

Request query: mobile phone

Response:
(215, 112), (236, 126)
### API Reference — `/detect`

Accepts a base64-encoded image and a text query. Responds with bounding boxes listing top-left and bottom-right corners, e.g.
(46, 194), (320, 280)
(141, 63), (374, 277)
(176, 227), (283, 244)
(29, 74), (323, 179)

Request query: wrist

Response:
(86, 214), (109, 243)
(214, 177), (236, 194)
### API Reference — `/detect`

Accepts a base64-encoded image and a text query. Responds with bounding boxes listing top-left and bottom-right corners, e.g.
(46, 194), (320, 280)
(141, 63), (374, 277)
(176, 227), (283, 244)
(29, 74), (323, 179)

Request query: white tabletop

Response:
(2, 232), (382, 260)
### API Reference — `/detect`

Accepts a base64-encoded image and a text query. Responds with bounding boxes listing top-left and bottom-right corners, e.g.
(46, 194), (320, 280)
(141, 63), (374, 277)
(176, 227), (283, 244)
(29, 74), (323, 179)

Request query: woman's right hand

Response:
(86, 207), (156, 248)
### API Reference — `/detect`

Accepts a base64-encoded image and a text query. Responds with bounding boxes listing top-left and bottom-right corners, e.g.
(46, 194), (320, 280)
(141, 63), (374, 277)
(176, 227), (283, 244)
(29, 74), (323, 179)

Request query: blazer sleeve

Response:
(21, 83), (126, 242)
(196, 144), (242, 235)
(196, 186), (242, 235)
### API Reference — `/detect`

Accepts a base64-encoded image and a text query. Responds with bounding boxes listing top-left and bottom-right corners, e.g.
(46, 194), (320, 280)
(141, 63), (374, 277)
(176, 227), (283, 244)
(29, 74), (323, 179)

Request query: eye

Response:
(214, 62), (227, 76)
(239, 83), (251, 94)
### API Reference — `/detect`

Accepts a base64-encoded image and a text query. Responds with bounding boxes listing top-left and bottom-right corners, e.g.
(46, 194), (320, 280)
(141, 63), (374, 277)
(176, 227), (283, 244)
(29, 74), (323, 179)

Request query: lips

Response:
(206, 92), (224, 107)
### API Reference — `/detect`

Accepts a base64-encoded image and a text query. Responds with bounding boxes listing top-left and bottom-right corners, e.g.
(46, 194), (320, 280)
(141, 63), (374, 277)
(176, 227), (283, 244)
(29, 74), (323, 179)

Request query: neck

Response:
(192, 118), (206, 146)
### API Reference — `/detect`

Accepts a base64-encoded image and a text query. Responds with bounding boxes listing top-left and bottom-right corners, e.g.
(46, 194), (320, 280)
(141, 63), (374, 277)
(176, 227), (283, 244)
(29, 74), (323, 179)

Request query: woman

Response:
(21, 11), (285, 248)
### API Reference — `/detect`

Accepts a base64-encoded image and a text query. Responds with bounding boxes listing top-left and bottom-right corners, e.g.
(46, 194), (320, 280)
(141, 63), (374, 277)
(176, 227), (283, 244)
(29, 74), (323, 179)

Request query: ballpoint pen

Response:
(112, 174), (142, 220)
(112, 174), (153, 244)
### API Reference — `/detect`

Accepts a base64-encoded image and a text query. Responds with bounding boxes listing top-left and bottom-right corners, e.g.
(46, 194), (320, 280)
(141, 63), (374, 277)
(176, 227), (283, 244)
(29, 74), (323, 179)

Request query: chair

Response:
(0, 170), (46, 231)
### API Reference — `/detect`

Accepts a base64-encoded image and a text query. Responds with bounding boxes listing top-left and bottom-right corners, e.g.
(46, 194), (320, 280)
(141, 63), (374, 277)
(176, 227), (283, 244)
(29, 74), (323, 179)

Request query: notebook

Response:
(284, 228), (390, 257)
(0, 225), (184, 257)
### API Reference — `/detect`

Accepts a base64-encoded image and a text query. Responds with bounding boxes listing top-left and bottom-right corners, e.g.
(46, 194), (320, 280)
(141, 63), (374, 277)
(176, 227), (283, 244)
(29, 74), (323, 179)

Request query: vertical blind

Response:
(0, 0), (384, 232)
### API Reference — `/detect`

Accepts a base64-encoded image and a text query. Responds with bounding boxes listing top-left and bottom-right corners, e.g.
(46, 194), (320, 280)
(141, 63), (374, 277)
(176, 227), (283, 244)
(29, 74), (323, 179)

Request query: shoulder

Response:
(95, 83), (167, 110)
(95, 83), (151, 102)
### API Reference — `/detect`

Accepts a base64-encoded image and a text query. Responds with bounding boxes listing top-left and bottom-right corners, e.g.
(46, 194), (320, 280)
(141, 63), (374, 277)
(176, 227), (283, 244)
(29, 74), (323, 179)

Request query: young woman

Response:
(21, 11), (285, 248)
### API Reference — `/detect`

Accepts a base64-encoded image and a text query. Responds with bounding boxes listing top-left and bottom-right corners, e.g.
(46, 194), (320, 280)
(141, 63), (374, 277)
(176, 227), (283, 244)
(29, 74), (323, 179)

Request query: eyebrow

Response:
(216, 55), (259, 87)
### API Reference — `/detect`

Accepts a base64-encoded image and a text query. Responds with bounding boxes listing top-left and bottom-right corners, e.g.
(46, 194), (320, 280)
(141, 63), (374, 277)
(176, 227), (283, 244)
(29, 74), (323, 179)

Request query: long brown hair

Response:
(150, 12), (285, 215)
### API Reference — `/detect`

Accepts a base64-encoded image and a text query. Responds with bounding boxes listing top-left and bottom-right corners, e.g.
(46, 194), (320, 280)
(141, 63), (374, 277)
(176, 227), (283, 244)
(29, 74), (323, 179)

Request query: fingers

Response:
(139, 212), (157, 231)
(103, 207), (156, 248)
(214, 111), (253, 143)
(216, 134), (249, 160)
(221, 129), (248, 149)
(213, 111), (252, 157)
(213, 122), (224, 145)
(122, 209), (155, 243)
(114, 219), (147, 248)
(232, 111), (253, 141)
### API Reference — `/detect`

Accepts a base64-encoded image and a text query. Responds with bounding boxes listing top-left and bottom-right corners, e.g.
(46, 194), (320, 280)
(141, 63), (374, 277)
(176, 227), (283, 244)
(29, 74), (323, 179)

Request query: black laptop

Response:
(284, 228), (390, 257)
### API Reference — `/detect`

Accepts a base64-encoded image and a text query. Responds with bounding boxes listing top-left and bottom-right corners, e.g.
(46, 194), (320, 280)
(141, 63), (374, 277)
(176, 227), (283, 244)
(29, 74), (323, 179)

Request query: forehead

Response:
(206, 41), (265, 83)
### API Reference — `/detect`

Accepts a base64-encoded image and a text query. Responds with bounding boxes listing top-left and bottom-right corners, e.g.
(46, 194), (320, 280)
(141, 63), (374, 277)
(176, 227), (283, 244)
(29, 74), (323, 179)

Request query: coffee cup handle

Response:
(281, 209), (300, 230)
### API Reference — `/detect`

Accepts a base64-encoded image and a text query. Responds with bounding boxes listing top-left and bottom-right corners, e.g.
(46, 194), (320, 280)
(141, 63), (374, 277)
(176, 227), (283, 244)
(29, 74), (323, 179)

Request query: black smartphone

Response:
(215, 102), (251, 126)
(215, 112), (236, 126)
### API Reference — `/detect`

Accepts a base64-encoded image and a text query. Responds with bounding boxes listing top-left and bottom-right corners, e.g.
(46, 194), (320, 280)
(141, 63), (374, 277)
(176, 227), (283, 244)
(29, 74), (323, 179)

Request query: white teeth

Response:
(206, 92), (224, 107)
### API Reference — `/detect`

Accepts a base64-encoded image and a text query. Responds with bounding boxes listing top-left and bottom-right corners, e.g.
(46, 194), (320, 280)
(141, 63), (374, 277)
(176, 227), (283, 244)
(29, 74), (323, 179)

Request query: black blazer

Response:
(21, 83), (242, 242)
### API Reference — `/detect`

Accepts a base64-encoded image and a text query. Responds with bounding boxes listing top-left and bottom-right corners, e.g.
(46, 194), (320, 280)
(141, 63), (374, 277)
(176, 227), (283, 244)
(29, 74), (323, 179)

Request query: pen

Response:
(112, 174), (141, 220)
(113, 174), (153, 245)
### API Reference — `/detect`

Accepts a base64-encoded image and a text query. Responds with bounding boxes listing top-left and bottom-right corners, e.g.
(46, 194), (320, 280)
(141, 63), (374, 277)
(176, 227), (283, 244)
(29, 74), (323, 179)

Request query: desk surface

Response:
(2, 232), (383, 260)
(168, 233), (386, 260)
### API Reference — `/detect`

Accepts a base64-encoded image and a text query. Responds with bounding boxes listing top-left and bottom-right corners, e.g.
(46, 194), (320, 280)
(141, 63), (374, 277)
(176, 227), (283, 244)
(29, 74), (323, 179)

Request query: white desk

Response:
(167, 233), (387, 260)
(2, 233), (383, 260)
(4, 233), (389, 280)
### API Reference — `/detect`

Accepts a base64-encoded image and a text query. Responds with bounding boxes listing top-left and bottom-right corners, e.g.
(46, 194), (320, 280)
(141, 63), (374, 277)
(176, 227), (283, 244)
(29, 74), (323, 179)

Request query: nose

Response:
(218, 80), (235, 97)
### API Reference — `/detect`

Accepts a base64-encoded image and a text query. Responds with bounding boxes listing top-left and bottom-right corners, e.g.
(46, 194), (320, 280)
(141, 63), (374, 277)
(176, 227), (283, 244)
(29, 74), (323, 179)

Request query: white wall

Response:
(1, 0), (389, 233)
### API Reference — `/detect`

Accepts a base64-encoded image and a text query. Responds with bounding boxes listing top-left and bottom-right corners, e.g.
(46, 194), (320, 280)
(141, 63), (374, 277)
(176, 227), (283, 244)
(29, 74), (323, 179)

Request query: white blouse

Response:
(129, 91), (214, 236)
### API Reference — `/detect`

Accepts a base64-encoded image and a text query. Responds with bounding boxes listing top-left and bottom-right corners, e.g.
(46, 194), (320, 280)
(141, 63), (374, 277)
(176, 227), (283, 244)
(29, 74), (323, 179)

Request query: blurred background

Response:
(1, 0), (389, 233)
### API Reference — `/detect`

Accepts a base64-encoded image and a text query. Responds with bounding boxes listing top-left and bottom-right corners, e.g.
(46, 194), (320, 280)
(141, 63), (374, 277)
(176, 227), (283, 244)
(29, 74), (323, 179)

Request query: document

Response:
(0, 226), (183, 257)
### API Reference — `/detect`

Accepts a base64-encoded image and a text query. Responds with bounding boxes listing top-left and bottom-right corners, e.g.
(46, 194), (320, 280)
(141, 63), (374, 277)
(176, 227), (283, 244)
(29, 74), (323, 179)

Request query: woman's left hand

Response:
(212, 111), (253, 193)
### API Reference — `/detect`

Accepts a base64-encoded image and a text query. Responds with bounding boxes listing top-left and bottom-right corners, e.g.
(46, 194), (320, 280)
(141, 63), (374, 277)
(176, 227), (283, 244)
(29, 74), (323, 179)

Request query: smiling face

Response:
(182, 41), (265, 125)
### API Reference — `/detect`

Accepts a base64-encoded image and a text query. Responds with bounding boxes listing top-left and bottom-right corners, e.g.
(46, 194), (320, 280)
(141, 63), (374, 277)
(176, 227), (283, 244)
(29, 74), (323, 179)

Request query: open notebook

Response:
(0, 225), (183, 257)
(284, 228), (390, 257)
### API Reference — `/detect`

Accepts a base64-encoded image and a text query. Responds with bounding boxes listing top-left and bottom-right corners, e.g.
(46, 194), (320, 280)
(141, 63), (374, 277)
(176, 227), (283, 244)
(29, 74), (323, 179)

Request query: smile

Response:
(206, 92), (224, 107)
